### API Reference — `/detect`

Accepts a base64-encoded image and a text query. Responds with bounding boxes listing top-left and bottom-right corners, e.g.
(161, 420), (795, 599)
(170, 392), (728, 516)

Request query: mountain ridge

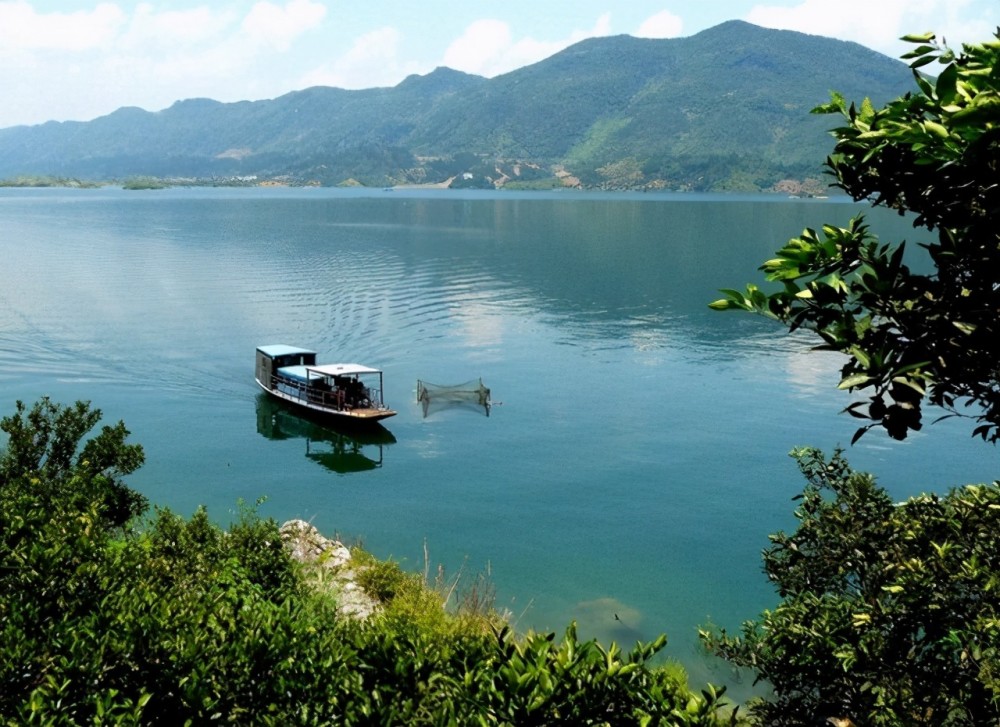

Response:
(0, 21), (915, 192)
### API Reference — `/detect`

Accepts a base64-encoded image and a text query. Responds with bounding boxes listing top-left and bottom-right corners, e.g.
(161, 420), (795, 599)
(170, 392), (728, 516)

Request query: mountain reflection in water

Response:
(255, 394), (396, 474)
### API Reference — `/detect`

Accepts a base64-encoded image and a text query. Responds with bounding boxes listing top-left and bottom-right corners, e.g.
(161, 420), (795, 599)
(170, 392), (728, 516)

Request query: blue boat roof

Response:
(258, 344), (316, 358)
(276, 365), (325, 383)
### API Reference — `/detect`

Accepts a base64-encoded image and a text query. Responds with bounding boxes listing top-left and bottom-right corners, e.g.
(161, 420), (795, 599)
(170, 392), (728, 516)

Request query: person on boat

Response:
(331, 376), (348, 410)
(347, 376), (365, 408)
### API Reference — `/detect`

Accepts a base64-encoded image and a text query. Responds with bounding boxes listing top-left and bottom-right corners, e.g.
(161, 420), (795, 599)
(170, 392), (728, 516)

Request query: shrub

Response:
(1, 397), (732, 725)
(702, 448), (1000, 725)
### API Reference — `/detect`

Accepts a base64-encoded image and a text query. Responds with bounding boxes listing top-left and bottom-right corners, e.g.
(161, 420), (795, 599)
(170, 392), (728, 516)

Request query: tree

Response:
(0, 397), (146, 528)
(701, 448), (1000, 725)
(711, 32), (1000, 442)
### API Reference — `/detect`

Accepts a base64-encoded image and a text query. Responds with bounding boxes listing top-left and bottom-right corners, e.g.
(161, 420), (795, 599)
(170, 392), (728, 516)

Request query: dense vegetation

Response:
(0, 398), (732, 724)
(702, 449), (1000, 724)
(705, 30), (1000, 725)
(0, 21), (913, 192)
(0, 175), (100, 188)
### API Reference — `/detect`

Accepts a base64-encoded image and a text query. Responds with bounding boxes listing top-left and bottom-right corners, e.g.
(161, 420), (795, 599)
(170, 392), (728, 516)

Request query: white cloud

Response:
(299, 26), (414, 89)
(334, 26), (403, 74)
(635, 10), (683, 39)
(745, 0), (994, 56)
(441, 18), (512, 76)
(746, 0), (906, 50)
(241, 0), (327, 51)
(0, 1), (125, 52)
(299, 12), (619, 92)
(591, 12), (614, 37)
(84, 1), (325, 109)
(0, 0), (331, 127)
(441, 13), (613, 78)
(301, 11), (617, 93)
(122, 4), (236, 50)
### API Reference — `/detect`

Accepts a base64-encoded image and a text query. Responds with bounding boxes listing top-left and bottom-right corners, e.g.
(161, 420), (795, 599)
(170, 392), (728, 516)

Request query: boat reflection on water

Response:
(255, 394), (396, 474)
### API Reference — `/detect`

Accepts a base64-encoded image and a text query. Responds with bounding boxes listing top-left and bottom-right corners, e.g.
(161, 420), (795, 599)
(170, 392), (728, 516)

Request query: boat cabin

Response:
(256, 345), (317, 388)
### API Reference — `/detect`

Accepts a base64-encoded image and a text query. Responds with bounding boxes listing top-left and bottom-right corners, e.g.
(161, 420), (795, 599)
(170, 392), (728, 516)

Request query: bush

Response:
(1, 398), (732, 724)
(702, 448), (1000, 725)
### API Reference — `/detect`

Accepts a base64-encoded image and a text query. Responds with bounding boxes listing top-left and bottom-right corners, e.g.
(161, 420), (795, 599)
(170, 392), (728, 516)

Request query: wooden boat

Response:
(255, 344), (397, 423)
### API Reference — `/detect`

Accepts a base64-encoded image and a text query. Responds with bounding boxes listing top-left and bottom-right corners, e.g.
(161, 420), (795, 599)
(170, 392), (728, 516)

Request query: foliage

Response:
(478, 626), (734, 726)
(701, 448), (1000, 725)
(0, 397), (146, 528)
(710, 32), (1000, 441)
(122, 176), (170, 190)
(1, 501), (337, 724)
(0, 397), (732, 725)
(0, 175), (100, 188)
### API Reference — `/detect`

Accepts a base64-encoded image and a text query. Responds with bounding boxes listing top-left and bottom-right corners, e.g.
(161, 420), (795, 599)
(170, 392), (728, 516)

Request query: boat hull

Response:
(256, 379), (397, 423)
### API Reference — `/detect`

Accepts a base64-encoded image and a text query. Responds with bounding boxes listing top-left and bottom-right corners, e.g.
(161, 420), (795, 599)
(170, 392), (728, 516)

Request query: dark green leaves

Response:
(714, 29), (1000, 442)
(702, 449), (1000, 724)
(0, 397), (147, 528)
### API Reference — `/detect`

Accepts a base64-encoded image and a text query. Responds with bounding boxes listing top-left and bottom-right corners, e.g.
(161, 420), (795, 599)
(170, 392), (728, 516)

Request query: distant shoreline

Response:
(0, 175), (839, 198)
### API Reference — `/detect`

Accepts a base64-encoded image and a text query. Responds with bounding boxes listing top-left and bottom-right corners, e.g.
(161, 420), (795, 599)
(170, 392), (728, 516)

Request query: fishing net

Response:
(417, 378), (491, 417)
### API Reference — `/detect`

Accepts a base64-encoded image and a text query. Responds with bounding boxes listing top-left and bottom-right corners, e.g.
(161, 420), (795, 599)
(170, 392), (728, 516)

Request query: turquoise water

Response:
(1, 186), (995, 695)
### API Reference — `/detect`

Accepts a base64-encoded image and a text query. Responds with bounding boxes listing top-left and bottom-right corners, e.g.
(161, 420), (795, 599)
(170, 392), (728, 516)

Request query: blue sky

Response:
(1, 0), (997, 128)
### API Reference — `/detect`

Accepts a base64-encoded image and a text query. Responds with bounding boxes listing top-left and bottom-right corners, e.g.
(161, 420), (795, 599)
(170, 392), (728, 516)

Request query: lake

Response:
(2, 186), (995, 696)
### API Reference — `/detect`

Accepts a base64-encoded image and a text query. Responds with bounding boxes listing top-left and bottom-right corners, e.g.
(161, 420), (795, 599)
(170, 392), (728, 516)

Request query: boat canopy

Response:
(276, 365), (326, 383)
(308, 363), (382, 377)
(258, 344), (317, 358)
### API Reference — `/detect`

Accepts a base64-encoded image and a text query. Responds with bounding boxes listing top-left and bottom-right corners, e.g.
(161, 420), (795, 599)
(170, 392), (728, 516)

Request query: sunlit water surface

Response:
(2, 187), (994, 698)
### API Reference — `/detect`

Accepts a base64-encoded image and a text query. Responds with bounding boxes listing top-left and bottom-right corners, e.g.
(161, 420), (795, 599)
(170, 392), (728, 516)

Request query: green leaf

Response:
(891, 376), (926, 395)
(839, 373), (873, 389)
(708, 298), (736, 310)
(849, 347), (872, 369)
(910, 55), (939, 70)
(900, 45), (938, 59)
(935, 63), (960, 104)
(922, 120), (950, 137)
(900, 32), (936, 43)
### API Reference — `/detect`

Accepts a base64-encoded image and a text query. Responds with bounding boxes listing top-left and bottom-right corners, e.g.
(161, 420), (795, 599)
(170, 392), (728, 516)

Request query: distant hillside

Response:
(0, 21), (915, 192)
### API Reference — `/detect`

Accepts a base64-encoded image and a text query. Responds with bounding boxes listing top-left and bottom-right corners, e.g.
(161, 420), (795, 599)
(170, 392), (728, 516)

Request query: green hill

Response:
(0, 21), (914, 191)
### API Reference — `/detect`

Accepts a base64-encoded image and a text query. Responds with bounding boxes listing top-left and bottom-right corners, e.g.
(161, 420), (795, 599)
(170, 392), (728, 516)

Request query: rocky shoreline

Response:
(279, 519), (380, 620)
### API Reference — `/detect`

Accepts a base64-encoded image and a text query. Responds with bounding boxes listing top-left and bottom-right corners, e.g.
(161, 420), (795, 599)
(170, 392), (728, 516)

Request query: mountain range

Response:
(0, 21), (917, 192)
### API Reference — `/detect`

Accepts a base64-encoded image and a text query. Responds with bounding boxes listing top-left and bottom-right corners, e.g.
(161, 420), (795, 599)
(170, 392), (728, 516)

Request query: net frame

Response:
(417, 378), (491, 417)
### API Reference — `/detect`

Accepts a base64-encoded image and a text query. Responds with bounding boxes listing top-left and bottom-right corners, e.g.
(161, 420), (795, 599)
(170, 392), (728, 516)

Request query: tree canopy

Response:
(0, 397), (146, 528)
(711, 32), (1000, 442)
(701, 448), (1000, 724)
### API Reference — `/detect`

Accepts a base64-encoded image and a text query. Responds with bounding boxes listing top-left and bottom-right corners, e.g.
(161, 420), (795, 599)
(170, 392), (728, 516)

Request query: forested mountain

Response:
(0, 21), (915, 191)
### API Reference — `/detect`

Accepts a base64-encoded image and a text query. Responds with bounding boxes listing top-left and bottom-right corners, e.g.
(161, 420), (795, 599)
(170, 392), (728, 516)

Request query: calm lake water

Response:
(2, 186), (995, 696)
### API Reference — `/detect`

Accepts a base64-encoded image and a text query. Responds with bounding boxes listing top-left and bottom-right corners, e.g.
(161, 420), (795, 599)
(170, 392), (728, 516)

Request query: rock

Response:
(280, 519), (351, 567)
(280, 519), (379, 620)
